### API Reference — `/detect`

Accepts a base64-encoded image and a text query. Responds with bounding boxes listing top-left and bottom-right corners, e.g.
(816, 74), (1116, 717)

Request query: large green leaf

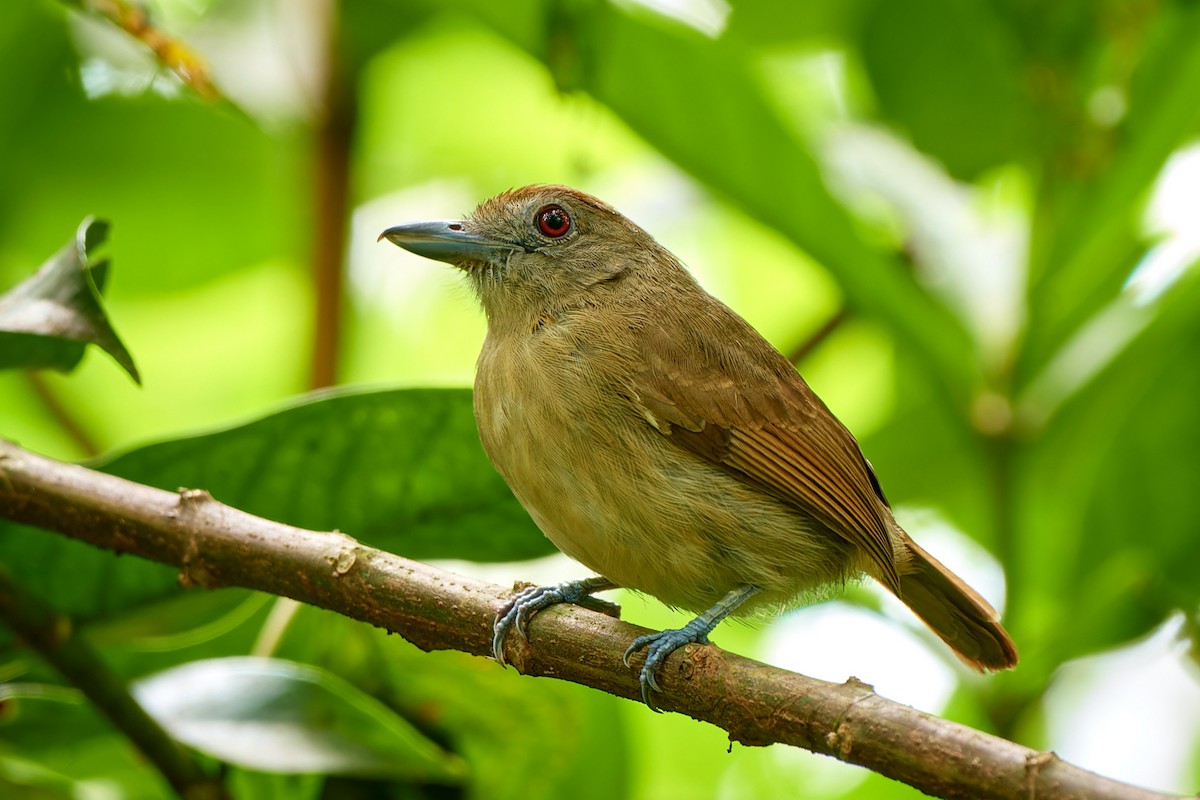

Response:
(0, 387), (547, 628)
(99, 387), (542, 557)
(133, 656), (465, 781)
(1013, 268), (1200, 668)
(857, 0), (1030, 180)
(1019, 2), (1200, 385)
(0, 218), (138, 381)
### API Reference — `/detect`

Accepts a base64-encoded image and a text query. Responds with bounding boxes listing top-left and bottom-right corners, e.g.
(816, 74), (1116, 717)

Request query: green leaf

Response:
(0, 769), (75, 800)
(0, 6), (306, 297)
(0, 218), (139, 382)
(396, 653), (630, 800)
(273, 606), (629, 800)
(1019, 2), (1200, 385)
(1014, 267), (1200, 667)
(861, 349), (995, 546)
(724, 0), (872, 46)
(99, 386), (541, 558)
(225, 771), (323, 800)
(132, 656), (466, 781)
(856, 0), (1030, 180)
(0, 687), (169, 797)
(0, 387), (546, 630)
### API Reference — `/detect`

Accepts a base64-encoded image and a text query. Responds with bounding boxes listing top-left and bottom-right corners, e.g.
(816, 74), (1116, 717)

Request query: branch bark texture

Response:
(0, 439), (1178, 800)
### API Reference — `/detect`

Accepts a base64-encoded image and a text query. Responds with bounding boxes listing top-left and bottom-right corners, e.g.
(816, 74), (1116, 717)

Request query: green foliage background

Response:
(2, 0), (1199, 797)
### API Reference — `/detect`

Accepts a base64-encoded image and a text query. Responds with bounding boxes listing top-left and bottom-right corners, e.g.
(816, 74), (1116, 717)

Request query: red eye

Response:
(536, 204), (571, 238)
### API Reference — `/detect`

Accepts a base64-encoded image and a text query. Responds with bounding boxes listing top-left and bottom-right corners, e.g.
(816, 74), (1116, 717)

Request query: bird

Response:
(379, 185), (1017, 709)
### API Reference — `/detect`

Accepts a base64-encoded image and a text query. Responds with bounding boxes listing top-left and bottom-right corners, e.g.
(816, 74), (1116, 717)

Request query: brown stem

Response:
(0, 560), (226, 799)
(0, 439), (1179, 800)
(24, 371), (101, 458)
(308, 2), (355, 390)
(788, 307), (850, 364)
(68, 0), (221, 102)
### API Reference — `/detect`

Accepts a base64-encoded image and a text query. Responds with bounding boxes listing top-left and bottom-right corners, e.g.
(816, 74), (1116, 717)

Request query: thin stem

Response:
(24, 371), (101, 458)
(788, 306), (850, 364)
(308, 0), (355, 389)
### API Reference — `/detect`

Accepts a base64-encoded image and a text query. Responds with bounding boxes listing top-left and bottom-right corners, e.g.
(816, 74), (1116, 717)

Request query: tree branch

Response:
(0, 561), (225, 799)
(0, 439), (1177, 800)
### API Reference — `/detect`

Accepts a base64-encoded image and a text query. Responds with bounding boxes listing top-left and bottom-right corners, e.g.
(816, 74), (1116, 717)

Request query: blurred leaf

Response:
(470, 1), (977, 397)
(0, 387), (545, 632)
(1020, 2), (1200, 384)
(61, 593), (282, 705)
(0, 7), (305, 296)
(340, 0), (434, 75)
(857, 0), (1030, 180)
(1187, 613), (1200, 671)
(852, 769), (930, 799)
(861, 349), (995, 545)
(0, 530), (172, 650)
(274, 605), (629, 800)
(0, 771), (74, 800)
(0, 218), (139, 382)
(0, 2), (71, 161)
(61, 0), (222, 102)
(133, 656), (465, 781)
(1192, 734), (1200, 800)
(725, 0), (871, 46)
(593, 7), (975, 391)
(226, 770), (323, 800)
(0, 688), (168, 797)
(387, 647), (627, 800)
(1014, 267), (1200, 669)
(90, 589), (268, 651)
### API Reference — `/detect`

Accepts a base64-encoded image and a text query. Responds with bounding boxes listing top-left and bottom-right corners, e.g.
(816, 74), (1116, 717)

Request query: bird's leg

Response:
(492, 576), (618, 666)
(623, 584), (761, 711)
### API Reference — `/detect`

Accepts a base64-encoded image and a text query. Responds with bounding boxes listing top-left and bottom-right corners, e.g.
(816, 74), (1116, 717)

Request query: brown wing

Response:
(629, 306), (901, 592)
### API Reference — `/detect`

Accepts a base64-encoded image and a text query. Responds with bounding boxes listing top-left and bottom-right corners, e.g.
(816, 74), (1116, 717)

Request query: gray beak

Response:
(377, 221), (519, 264)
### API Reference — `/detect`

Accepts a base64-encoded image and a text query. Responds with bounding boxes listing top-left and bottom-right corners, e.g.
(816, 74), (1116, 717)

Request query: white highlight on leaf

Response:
(613, 0), (731, 39)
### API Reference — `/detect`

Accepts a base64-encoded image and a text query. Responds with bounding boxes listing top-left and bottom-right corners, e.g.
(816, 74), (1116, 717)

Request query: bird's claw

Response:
(623, 626), (711, 711)
(492, 579), (608, 667)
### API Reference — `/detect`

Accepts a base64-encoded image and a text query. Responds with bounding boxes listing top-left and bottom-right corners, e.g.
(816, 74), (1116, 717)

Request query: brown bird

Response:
(380, 185), (1017, 708)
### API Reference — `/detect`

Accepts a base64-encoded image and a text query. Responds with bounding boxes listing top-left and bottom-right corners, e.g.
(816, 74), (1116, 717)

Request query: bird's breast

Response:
(474, 323), (626, 565)
(471, 320), (851, 613)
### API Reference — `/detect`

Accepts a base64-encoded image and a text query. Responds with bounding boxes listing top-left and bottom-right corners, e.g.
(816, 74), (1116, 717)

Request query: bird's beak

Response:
(377, 221), (518, 265)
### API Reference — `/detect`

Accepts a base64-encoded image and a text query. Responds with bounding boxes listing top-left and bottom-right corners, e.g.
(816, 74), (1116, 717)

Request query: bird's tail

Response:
(894, 535), (1018, 671)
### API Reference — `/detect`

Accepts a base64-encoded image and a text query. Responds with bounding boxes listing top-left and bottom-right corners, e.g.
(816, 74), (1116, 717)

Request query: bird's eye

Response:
(535, 204), (571, 238)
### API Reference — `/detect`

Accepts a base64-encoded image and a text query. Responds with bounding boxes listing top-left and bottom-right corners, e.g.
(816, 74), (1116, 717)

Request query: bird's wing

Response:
(627, 311), (900, 591)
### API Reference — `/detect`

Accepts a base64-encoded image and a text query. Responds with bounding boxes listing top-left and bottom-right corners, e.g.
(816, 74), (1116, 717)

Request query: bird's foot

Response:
(492, 576), (616, 666)
(622, 584), (762, 711)
(622, 622), (714, 711)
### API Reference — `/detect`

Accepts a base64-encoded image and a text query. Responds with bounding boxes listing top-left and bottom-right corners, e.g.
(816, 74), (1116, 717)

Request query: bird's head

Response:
(379, 185), (678, 323)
